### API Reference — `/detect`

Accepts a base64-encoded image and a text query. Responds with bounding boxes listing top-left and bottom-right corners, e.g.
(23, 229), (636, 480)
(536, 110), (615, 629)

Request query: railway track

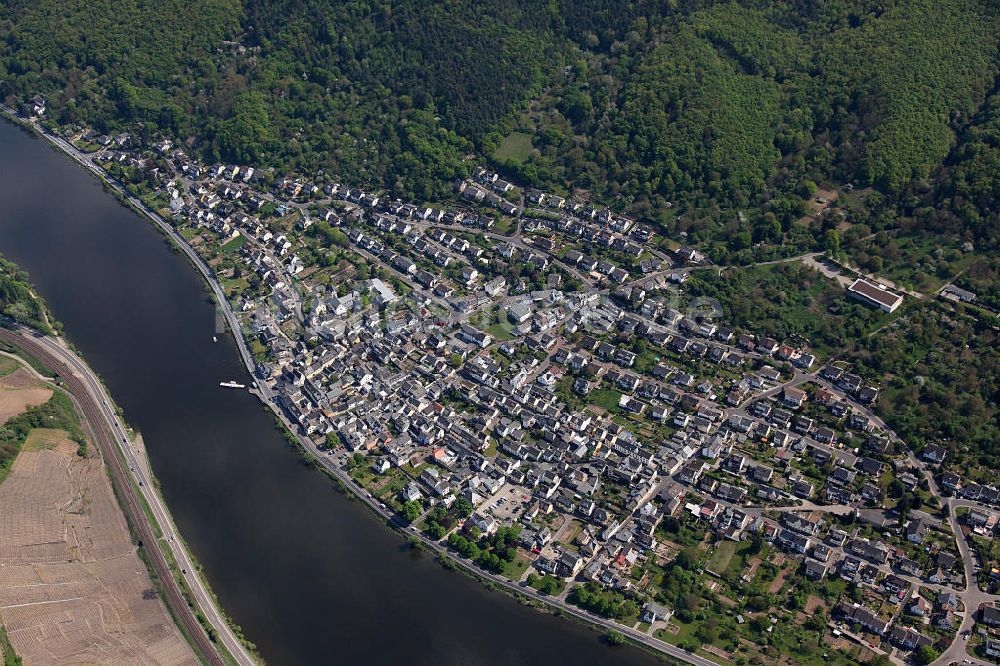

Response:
(0, 327), (225, 666)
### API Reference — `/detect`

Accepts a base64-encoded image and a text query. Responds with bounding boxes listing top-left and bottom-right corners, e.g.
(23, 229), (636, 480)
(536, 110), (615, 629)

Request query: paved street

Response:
(0, 326), (255, 666)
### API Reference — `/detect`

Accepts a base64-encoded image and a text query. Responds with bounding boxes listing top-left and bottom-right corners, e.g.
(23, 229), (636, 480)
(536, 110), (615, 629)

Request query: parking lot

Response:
(482, 484), (527, 524)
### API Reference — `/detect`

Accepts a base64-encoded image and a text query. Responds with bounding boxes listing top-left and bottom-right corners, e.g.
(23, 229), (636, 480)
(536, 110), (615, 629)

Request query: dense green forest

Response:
(0, 1), (998, 482)
(3, 0), (999, 220)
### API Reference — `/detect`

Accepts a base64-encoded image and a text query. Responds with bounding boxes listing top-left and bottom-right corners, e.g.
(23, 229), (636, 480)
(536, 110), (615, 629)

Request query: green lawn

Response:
(493, 131), (533, 163)
(486, 322), (515, 341)
(492, 216), (516, 236)
(375, 470), (408, 500)
(222, 277), (249, 298)
(656, 617), (699, 646)
(707, 541), (739, 574)
(589, 388), (623, 412)
(528, 573), (566, 595)
(221, 234), (247, 253)
(503, 554), (531, 581)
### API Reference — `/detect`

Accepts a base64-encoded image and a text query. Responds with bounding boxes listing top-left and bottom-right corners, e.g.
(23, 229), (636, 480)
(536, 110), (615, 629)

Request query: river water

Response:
(0, 120), (664, 666)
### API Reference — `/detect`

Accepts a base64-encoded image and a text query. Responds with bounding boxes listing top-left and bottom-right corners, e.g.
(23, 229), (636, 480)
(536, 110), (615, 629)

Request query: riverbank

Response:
(0, 110), (259, 664)
(0, 110), (691, 666)
(0, 348), (198, 665)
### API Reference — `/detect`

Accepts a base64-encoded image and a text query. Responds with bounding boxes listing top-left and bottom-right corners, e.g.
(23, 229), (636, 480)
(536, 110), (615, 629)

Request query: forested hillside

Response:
(2, 0), (1000, 248)
(0, 0), (242, 134)
(1, 0), (999, 474)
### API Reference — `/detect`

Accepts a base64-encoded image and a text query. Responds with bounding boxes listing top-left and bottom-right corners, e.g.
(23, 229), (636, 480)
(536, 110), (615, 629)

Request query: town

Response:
(44, 117), (1000, 665)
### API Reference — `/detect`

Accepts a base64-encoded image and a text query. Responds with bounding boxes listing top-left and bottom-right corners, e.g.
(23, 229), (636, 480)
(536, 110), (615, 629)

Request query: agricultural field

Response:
(0, 361), (196, 665)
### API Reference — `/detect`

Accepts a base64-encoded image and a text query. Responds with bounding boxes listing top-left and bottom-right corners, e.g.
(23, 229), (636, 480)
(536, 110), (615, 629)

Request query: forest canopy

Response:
(2, 0), (999, 219)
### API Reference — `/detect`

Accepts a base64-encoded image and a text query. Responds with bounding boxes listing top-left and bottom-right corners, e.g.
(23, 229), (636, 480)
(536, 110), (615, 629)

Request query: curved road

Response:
(6, 108), (800, 666)
(0, 325), (254, 666)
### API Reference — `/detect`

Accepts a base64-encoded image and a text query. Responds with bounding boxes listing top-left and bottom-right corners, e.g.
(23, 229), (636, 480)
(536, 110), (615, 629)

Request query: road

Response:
(0, 325), (255, 666)
(10, 106), (993, 666)
(931, 493), (1000, 666)
(2, 107), (721, 666)
(0, 106), (259, 380)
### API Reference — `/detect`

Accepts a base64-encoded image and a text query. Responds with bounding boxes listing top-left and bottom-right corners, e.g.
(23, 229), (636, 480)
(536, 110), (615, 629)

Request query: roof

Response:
(848, 278), (903, 310)
(784, 386), (807, 400)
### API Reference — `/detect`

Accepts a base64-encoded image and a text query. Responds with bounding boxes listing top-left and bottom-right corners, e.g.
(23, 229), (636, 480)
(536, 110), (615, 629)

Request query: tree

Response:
(401, 500), (422, 524)
(604, 630), (625, 646)
(914, 644), (938, 665)
(453, 497), (473, 519)
(825, 229), (841, 255)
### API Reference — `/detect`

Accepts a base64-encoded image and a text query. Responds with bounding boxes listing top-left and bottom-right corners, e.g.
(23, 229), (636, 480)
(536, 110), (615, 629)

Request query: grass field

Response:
(221, 234), (247, 253)
(503, 554), (531, 581)
(486, 322), (515, 341)
(222, 277), (249, 297)
(588, 388), (622, 413)
(22, 428), (70, 453)
(707, 541), (739, 574)
(0, 343), (48, 377)
(528, 573), (566, 595)
(494, 131), (533, 163)
(492, 216), (516, 235)
(0, 357), (18, 377)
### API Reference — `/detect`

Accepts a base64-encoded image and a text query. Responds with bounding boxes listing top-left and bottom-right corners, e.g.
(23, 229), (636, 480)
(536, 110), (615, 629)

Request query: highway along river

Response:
(0, 120), (664, 666)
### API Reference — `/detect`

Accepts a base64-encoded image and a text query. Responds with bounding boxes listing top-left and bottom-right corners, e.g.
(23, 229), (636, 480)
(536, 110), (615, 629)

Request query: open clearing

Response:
(0, 421), (197, 665)
(23, 428), (71, 453)
(0, 369), (51, 423)
(0, 357), (18, 377)
(768, 565), (792, 594)
(493, 131), (533, 163)
(707, 541), (739, 574)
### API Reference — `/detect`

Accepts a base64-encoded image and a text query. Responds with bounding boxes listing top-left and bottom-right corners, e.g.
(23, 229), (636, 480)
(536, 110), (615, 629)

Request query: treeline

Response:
(447, 524), (520, 574)
(0, 256), (52, 334)
(934, 93), (1000, 253)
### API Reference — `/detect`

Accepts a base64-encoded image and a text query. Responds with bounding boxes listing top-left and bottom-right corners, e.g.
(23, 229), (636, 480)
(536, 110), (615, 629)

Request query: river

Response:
(0, 120), (665, 666)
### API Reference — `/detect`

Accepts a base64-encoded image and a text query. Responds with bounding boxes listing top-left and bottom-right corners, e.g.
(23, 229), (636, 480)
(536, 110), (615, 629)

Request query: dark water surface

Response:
(0, 120), (663, 666)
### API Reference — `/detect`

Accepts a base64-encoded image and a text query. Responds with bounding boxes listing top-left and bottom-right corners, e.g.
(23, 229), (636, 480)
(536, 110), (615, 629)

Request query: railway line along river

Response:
(0, 120), (664, 666)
